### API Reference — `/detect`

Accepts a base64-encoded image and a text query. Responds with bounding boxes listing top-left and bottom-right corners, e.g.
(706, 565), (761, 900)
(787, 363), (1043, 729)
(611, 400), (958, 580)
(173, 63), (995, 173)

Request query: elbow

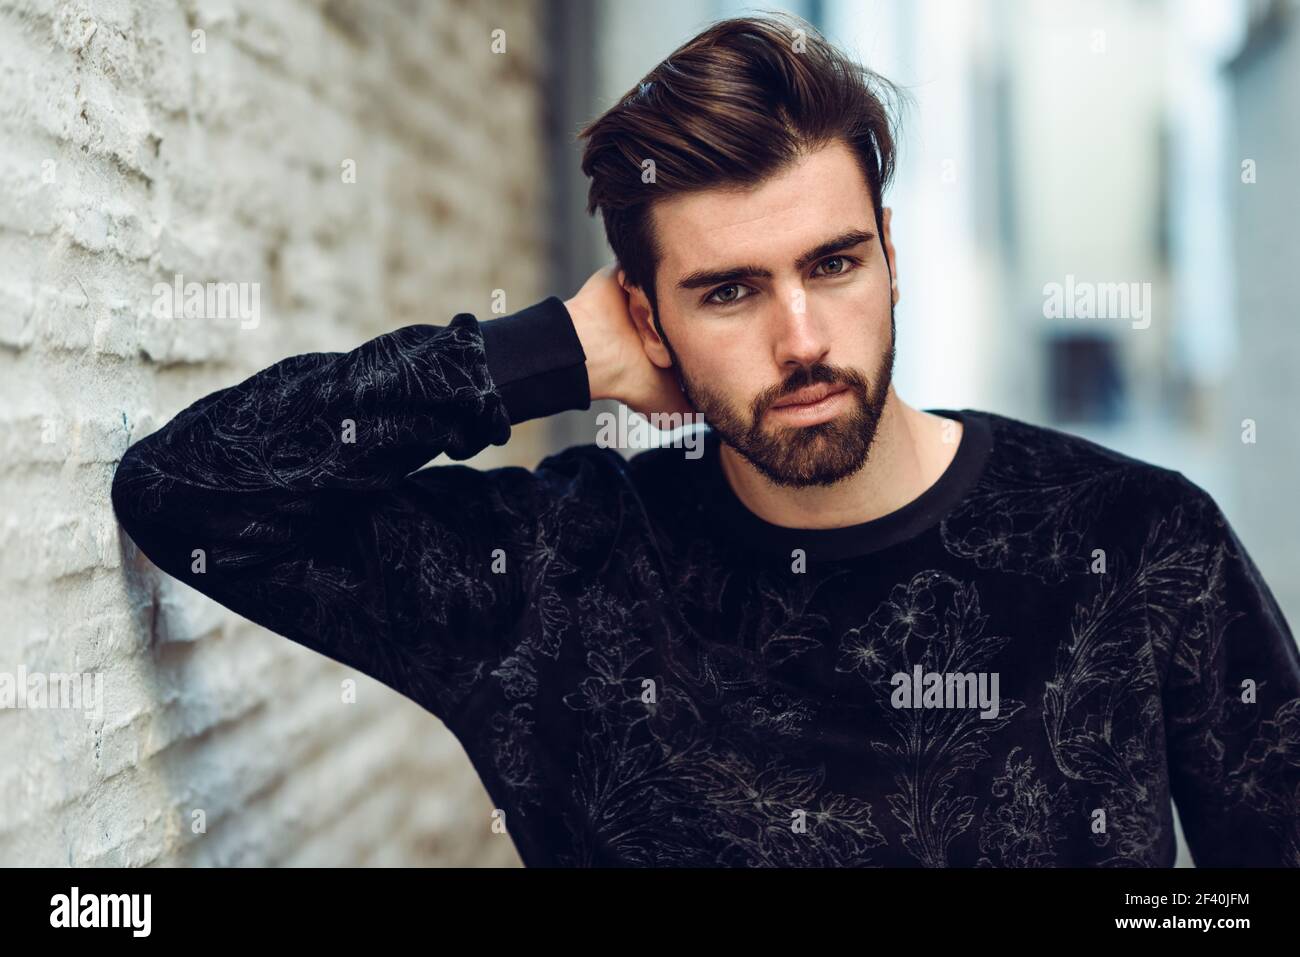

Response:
(111, 442), (180, 576)
(110, 441), (155, 542)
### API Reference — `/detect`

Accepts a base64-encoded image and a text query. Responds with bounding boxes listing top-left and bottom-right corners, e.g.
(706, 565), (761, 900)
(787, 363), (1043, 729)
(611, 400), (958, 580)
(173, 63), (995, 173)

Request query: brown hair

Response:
(577, 11), (907, 326)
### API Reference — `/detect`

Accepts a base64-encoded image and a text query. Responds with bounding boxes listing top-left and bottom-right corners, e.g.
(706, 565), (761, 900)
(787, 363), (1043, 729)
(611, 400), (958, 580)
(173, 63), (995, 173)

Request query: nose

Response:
(770, 285), (831, 370)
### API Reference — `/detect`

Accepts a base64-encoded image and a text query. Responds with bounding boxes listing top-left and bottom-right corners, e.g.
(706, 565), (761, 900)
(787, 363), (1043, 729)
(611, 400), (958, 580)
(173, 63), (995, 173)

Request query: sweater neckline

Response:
(700, 408), (993, 562)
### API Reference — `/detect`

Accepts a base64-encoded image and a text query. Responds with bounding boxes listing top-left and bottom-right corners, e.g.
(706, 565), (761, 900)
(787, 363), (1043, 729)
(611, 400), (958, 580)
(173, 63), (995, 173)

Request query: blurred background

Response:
(0, 0), (1295, 866)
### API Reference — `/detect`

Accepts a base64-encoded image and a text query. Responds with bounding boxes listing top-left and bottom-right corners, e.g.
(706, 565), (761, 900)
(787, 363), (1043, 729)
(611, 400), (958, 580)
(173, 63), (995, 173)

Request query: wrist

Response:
(563, 296), (622, 403)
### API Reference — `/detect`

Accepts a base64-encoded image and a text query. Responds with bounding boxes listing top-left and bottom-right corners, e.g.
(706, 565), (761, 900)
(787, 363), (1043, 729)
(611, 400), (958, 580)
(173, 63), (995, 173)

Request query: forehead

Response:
(651, 139), (874, 284)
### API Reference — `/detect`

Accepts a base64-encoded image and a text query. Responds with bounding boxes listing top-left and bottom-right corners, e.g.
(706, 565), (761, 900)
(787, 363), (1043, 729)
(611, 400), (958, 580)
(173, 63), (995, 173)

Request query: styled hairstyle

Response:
(577, 11), (907, 327)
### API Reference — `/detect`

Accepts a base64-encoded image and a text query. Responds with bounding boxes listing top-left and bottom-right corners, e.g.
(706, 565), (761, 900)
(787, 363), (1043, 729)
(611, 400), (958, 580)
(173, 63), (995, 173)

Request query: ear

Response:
(619, 273), (673, 370)
(881, 206), (899, 306)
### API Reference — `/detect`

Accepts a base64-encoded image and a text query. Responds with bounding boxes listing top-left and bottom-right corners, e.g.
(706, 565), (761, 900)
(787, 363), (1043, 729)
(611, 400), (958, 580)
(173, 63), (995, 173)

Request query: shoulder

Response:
(967, 407), (1213, 512)
(509, 431), (709, 507)
(942, 409), (1232, 582)
(973, 407), (1168, 471)
(531, 439), (632, 491)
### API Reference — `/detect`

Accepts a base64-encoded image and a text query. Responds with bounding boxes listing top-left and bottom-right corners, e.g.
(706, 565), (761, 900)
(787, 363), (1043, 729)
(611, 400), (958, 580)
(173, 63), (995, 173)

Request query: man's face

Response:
(638, 138), (897, 488)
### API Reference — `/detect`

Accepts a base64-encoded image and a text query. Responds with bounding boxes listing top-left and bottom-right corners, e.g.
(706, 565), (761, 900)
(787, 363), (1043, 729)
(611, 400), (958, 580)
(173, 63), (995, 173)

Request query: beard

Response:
(662, 307), (895, 489)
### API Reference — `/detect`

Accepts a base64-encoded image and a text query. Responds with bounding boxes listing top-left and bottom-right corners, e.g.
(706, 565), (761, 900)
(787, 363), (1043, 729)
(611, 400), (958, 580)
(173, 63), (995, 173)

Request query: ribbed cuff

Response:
(478, 296), (592, 425)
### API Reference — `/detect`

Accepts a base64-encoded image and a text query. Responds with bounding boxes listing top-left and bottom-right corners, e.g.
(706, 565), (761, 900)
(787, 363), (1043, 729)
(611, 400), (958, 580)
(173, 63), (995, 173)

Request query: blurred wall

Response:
(1224, 0), (1300, 628)
(0, 0), (555, 866)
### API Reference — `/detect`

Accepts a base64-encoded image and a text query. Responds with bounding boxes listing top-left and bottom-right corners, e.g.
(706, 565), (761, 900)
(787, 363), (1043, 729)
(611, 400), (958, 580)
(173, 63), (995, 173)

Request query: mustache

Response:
(757, 365), (869, 415)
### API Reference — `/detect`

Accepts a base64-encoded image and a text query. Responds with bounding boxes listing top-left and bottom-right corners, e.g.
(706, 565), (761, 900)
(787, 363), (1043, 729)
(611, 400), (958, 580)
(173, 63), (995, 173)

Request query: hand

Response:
(564, 262), (697, 419)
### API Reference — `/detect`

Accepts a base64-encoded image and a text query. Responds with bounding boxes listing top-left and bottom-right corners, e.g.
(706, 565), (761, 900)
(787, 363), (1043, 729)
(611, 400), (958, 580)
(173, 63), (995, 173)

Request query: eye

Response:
(703, 283), (753, 307)
(813, 255), (861, 277)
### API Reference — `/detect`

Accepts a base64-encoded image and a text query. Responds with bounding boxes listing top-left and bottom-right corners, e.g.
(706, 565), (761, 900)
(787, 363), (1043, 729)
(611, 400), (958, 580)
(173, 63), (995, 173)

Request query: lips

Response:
(772, 384), (848, 409)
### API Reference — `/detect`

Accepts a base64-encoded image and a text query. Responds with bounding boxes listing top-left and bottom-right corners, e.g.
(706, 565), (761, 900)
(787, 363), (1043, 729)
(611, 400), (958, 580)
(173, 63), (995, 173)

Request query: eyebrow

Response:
(674, 228), (877, 292)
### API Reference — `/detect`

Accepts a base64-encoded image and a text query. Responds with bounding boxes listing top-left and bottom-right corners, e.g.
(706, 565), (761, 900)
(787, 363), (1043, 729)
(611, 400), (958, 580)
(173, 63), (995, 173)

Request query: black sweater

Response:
(110, 296), (1300, 867)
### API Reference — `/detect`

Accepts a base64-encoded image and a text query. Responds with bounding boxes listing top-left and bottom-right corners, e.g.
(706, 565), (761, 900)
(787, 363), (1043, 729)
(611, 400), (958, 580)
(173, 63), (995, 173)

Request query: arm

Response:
(111, 296), (594, 723)
(1161, 476), (1300, 866)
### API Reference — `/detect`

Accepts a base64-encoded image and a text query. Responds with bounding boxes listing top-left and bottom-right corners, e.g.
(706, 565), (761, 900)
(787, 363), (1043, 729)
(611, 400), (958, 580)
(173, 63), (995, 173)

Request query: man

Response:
(111, 13), (1298, 867)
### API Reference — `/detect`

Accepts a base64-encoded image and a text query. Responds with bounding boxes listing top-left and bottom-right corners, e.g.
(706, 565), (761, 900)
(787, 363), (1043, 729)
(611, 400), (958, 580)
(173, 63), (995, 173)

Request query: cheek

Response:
(687, 330), (765, 400)
(835, 285), (891, 338)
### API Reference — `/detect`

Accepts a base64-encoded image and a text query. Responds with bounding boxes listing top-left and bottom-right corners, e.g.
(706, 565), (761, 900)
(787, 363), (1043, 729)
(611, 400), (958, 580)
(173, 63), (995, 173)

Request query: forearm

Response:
(114, 299), (591, 542)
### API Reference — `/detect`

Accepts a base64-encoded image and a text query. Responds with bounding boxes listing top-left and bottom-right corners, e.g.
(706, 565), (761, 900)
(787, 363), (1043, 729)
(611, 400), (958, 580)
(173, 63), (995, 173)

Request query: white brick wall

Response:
(0, 0), (555, 866)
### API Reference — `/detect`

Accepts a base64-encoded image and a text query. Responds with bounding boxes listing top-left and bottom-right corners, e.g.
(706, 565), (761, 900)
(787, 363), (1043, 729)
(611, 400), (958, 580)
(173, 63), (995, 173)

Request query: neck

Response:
(716, 387), (964, 530)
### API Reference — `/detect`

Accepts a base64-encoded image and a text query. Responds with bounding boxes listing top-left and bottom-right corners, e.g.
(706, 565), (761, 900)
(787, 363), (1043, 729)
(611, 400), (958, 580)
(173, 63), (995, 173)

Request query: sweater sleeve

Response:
(1162, 476), (1300, 866)
(110, 296), (591, 722)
